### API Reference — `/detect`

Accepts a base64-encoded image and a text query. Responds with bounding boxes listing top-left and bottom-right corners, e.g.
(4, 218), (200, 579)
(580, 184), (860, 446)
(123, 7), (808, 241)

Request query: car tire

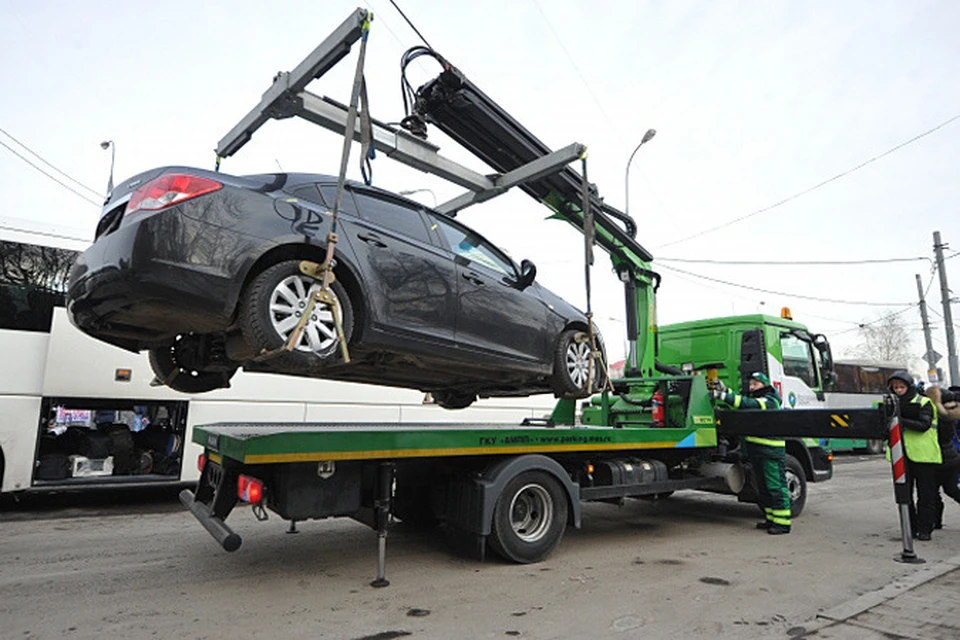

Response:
(148, 336), (236, 394)
(431, 390), (477, 410)
(488, 470), (568, 564)
(239, 260), (353, 371)
(551, 329), (603, 398)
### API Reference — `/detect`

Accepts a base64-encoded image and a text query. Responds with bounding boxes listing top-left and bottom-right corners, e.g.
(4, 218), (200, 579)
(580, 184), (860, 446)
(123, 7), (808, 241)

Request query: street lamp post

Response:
(100, 140), (116, 196)
(398, 188), (437, 208)
(624, 128), (656, 216)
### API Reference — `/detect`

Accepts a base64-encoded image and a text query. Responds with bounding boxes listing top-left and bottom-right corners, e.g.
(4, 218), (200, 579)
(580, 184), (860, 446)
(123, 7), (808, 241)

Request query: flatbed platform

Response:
(195, 422), (719, 464)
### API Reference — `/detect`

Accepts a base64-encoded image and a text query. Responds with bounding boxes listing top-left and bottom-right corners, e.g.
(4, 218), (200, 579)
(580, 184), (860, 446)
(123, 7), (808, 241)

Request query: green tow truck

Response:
(178, 9), (889, 582)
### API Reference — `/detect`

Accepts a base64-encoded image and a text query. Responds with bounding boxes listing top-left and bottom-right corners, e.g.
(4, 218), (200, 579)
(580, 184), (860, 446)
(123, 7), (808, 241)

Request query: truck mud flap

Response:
(180, 489), (242, 552)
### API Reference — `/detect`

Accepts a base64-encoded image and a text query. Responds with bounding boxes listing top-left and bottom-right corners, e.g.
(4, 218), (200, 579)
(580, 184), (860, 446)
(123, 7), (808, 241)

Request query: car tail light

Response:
(197, 454), (206, 473)
(237, 474), (264, 504)
(125, 173), (222, 216)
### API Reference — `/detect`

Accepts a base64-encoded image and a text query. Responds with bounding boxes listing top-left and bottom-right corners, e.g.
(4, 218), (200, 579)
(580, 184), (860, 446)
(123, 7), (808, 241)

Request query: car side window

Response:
(316, 184), (359, 215)
(427, 215), (514, 276)
(352, 192), (431, 244)
(290, 185), (323, 205)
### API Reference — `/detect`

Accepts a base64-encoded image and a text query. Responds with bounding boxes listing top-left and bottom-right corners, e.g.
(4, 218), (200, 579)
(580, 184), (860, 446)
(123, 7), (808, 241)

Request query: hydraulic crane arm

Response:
(409, 58), (654, 268)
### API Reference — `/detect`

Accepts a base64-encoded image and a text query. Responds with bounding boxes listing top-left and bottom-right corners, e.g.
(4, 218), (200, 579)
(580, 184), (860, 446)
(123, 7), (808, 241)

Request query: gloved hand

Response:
(711, 380), (727, 400)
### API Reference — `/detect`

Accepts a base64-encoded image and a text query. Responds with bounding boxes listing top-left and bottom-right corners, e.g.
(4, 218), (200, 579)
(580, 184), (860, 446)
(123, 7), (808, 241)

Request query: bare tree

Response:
(844, 312), (914, 364)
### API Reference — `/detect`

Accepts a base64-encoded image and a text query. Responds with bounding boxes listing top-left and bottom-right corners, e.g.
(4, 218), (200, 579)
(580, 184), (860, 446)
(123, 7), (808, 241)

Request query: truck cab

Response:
(657, 310), (835, 486)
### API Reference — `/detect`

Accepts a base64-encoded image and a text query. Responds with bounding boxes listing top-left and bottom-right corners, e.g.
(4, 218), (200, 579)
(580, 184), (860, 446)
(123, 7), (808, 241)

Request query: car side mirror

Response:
(517, 259), (537, 289)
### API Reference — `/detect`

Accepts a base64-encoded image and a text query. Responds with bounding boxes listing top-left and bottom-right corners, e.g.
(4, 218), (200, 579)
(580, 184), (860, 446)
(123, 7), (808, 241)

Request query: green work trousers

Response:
(745, 440), (791, 527)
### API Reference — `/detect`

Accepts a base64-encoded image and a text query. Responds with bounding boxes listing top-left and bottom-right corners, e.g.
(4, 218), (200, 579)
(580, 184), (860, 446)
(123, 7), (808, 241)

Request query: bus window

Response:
(0, 240), (77, 332)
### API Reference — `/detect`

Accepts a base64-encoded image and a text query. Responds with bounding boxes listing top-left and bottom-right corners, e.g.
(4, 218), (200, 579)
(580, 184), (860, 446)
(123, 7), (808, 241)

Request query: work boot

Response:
(767, 524), (790, 535)
(755, 521), (772, 530)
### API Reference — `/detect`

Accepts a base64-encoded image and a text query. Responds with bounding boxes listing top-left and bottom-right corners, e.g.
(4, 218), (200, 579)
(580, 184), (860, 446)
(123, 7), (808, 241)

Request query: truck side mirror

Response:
(517, 259), (537, 290)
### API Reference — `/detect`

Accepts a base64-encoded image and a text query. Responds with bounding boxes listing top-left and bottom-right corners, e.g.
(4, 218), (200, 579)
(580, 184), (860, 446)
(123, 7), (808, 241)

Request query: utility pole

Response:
(933, 231), (958, 386)
(916, 274), (940, 385)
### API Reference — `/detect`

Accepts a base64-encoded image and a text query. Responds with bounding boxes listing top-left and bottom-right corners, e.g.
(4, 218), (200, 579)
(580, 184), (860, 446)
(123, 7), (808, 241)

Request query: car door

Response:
(427, 213), (547, 363)
(340, 188), (458, 346)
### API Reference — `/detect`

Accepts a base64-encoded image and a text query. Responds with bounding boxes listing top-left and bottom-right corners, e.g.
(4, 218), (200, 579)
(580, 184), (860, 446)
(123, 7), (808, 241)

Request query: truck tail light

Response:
(125, 173), (222, 216)
(197, 454), (206, 473)
(238, 474), (264, 504)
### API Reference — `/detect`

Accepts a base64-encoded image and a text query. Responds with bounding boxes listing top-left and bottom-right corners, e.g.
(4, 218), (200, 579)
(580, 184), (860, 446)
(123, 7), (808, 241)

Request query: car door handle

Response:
(357, 232), (387, 248)
(462, 271), (484, 286)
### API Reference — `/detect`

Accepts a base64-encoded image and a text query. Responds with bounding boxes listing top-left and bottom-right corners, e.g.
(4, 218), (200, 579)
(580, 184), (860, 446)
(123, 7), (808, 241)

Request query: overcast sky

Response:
(2, 0), (958, 378)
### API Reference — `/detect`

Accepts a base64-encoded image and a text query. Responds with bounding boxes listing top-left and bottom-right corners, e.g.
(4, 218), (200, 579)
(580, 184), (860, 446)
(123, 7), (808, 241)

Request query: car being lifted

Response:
(66, 167), (606, 409)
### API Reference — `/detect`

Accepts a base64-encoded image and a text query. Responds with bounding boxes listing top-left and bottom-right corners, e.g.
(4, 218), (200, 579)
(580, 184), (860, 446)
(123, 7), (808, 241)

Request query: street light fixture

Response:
(100, 140), (116, 196)
(624, 128), (656, 217)
(398, 188), (438, 208)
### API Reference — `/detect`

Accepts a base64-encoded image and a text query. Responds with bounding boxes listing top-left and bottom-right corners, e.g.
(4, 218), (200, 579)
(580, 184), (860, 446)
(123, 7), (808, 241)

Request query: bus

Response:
(821, 359), (909, 454)
(0, 228), (558, 495)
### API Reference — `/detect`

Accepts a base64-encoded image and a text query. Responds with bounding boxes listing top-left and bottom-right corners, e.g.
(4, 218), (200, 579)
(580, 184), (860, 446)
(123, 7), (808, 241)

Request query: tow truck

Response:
(178, 8), (896, 584)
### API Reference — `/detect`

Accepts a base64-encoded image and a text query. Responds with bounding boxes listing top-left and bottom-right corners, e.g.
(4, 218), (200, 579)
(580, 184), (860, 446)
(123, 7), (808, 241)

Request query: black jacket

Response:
(899, 387), (935, 433)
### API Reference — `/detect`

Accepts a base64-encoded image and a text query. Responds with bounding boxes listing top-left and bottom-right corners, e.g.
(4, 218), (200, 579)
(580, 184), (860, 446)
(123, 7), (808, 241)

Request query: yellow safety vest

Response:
(902, 395), (941, 464)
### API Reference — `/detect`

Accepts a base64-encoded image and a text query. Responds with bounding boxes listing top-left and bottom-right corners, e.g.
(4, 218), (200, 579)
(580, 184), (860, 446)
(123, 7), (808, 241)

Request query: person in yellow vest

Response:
(887, 370), (941, 540)
(712, 371), (790, 534)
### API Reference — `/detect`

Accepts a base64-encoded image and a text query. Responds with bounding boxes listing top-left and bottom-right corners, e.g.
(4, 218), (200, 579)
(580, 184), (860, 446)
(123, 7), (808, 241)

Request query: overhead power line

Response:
(0, 126), (103, 198)
(658, 262), (914, 307)
(0, 138), (102, 207)
(661, 112), (960, 248)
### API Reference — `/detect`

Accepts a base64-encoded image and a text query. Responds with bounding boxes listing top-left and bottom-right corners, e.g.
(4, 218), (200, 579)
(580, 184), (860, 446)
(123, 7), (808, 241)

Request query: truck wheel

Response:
(239, 260), (353, 370)
(551, 329), (603, 398)
(489, 471), (567, 563)
(751, 454), (807, 518)
(148, 335), (236, 394)
(785, 454), (807, 518)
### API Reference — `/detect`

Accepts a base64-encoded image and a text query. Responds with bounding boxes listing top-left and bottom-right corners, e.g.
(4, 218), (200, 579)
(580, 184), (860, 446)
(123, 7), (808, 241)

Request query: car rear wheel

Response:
(239, 260), (353, 371)
(551, 329), (604, 398)
(148, 334), (236, 394)
(431, 390), (477, 410)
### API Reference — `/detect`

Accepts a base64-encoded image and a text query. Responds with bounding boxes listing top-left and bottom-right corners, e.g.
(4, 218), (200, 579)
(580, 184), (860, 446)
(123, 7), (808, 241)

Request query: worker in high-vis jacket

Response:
(711, 371), (791, 535)
(887, 370), (941, 540)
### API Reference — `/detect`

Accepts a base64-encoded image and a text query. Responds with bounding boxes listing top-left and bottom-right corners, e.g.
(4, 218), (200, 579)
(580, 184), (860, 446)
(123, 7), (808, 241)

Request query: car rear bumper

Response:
(68, 206), (249, 347)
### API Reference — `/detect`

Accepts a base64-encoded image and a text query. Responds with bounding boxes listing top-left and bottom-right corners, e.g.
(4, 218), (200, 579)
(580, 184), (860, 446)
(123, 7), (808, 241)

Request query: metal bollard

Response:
(887, 395), (924, 564)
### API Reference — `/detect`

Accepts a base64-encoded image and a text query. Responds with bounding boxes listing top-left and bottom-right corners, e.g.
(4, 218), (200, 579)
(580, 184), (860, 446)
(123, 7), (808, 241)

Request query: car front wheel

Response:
(239, 260), (353, 371)
(431, 390), (477, 410)
(551, 329), (604, 398)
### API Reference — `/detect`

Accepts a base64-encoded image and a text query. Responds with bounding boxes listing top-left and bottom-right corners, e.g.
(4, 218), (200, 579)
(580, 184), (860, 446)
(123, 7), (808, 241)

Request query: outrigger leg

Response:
(371, 462), (395, 588)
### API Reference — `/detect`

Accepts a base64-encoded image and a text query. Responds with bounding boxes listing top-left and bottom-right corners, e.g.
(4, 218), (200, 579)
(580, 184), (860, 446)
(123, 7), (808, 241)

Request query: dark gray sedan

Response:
(67, 167), (605, 408)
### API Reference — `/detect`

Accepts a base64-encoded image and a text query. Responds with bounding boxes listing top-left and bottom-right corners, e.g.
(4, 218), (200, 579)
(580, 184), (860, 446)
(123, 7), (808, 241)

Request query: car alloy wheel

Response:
(240, 260), (353, 369)
(551, 329), (602, 398)
(565, 338), (592, 390)
(269, 273), (342, 355)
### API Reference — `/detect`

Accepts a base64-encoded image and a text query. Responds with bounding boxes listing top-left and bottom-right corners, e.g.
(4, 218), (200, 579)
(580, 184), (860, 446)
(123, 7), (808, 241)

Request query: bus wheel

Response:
(148, 334), (236, 394)
(865, 439), (885, 455)
(489, 471), (567, 563)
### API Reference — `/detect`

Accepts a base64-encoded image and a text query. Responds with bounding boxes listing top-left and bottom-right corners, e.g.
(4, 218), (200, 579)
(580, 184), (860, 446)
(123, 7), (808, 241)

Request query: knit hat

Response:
(750, 371), (771, 386)
(886, 370), (913, 387)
